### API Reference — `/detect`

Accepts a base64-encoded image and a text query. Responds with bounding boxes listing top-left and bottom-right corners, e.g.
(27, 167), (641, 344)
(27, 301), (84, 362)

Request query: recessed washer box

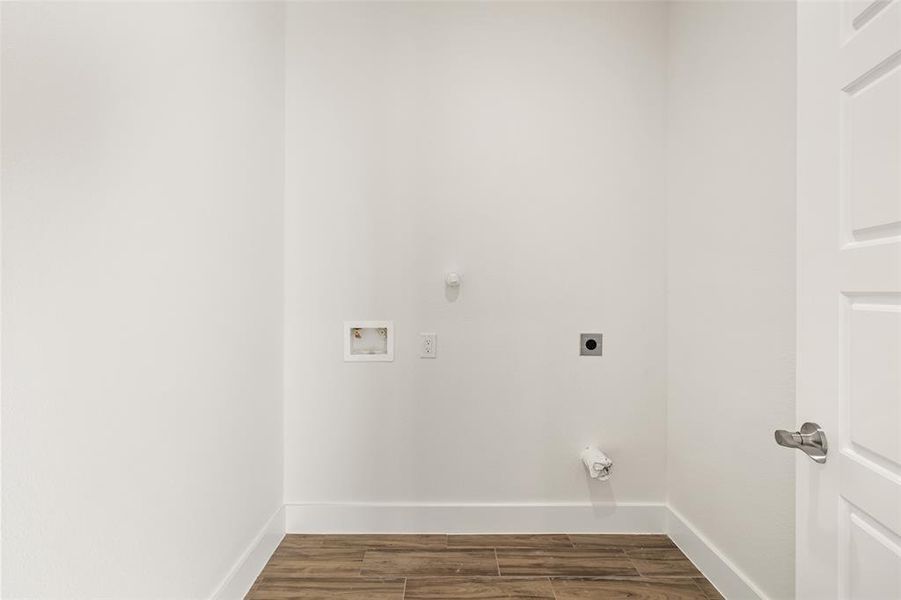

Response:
(580, 333), (603, 356)
(344, 321), (394, 362)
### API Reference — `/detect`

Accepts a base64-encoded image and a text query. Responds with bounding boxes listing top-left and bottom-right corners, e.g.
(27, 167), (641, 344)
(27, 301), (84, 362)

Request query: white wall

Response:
(1, 3), (285, 598)
(1, 2), (802, 596)
(665, 3), (796, 599)
(283, 2), (668, 511)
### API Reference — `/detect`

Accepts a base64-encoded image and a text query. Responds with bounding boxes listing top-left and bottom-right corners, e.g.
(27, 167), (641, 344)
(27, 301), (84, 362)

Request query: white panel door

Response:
(797, 1), (901, 598)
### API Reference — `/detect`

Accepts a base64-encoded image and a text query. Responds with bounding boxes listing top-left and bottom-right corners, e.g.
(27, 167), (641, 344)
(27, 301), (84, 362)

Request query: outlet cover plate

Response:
(580, 333), (603, 356)
(420, 332), (437, 358)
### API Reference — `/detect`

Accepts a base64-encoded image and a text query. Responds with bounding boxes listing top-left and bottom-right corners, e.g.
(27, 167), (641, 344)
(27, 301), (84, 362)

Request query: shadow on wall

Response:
(585, 469), (617, 518)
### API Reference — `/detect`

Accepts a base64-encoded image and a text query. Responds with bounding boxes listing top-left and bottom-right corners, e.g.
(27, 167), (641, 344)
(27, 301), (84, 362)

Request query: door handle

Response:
(774, 422), (827, 463)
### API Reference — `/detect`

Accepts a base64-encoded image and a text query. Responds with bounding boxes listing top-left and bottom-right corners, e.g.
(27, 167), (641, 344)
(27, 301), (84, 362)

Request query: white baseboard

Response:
(284, 502), (666, 534)
(211, 505), (286, 600)
(666, 506), (767, 600)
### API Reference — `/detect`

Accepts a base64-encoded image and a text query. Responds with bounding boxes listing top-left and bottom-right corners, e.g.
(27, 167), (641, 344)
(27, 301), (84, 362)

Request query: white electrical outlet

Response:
(420, 333), (437, 358)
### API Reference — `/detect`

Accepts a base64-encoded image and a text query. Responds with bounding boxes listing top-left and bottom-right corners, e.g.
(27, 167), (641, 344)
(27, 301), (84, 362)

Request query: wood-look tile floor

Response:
(247, 534), (725, 600)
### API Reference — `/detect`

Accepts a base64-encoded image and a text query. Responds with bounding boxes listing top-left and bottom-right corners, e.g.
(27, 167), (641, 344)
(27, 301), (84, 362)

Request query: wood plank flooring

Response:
(247, 534), (724, 600)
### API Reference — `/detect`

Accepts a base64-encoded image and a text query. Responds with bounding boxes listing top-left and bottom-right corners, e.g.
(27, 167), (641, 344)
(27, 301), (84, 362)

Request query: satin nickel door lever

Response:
(774, 422), (827, 464)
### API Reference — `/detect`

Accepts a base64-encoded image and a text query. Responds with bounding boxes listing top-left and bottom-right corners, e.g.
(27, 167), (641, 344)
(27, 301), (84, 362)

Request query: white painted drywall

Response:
(1, 3), (285, 597)
(1, 2), (802, 596)
(665, 3), (796, 598)
(283, 2), (668, 508)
